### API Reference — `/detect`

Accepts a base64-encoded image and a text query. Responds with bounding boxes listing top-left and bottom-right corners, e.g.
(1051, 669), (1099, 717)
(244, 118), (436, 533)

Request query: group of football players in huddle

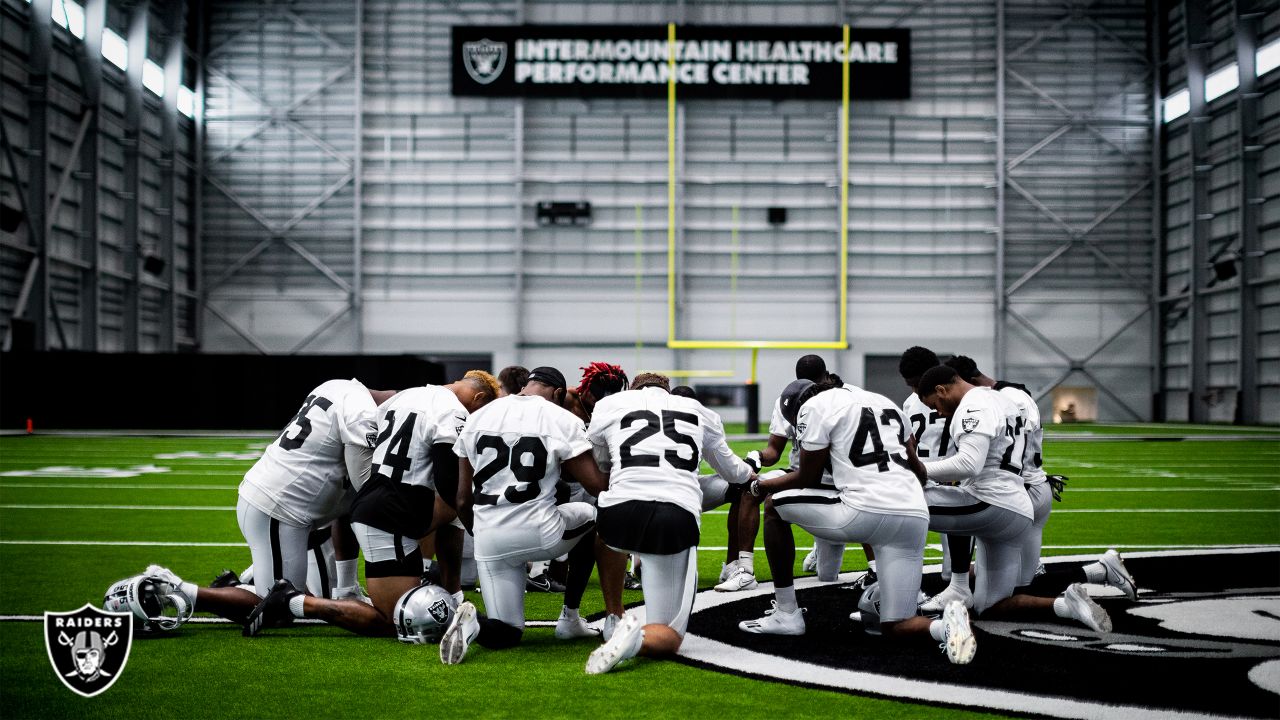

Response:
(104, 347), (1138, 672)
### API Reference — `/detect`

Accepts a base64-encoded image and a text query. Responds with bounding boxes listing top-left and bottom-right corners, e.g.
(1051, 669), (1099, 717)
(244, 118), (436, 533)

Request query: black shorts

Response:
(350, 478), (435, 540)
(597, 500), (699, 555)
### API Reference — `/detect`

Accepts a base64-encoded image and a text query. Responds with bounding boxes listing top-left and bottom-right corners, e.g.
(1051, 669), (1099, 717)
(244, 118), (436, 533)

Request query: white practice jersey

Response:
(455, 395), (592, 560)
(902, 392), (953, 459)
(589, 387), (752, 523)
(240, 378), (378, 527)
(370, 385), (468, 492)
(996, 383), (1046, 485)
(942, 386), (1033, 518)
(797, 386), (929, 521)
(767, 395), (836, 486)
(767, 398), (802, 470)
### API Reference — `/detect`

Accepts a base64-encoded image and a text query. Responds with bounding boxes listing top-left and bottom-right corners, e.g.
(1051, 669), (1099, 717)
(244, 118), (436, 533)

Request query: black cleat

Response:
(623, 572), (643, 590)
(243, 579), (301, 637)
(210, 569), (241, 589)
(526, 573), (566, 593)
(421, 563), (443, 587)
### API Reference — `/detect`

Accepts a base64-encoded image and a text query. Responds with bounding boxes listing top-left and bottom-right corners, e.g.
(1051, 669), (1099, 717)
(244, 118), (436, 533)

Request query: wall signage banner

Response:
(452, 25), (910, 100)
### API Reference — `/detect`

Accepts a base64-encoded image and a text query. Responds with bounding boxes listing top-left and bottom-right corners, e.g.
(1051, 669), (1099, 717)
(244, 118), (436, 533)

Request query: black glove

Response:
(1046, 474), (1068, 502)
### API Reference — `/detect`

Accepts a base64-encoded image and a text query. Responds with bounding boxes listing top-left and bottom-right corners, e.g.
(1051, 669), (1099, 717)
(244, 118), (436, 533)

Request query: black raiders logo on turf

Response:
(682, 549), (1280, 719)
(462, 39), (507, 84)
(428, 599), (451, 624)
(44, 605), (133, 697)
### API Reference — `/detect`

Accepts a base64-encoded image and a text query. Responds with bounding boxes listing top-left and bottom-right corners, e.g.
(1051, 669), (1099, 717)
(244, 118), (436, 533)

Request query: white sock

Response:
(1052, 596), (1070, 618)
(775, 585), (798, 613)
(738, 551), (754, 574)
(336, 559), (358, 589)
(948, 571), (969, 593)
(561, 605), (579, 620)
(452, 591), (463, 606)
(929, 619), (946, 642)
(288, 594), (306, 618)
(868, 559), (877, 573)
(1082, 561), (1105, 583)
(180, 582), (199, 607)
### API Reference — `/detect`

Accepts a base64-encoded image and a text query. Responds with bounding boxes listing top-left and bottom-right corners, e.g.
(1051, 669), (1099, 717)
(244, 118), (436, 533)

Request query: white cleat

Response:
(801, 548), (819, 573)
(1063, 583), (1112, 633)
(738, 601), (805, 635)
(714, 566), (759, 592)
(718, 561), (737, 584)
(1098, 549), (1138, 601)
(555, 611), (601, 640)
(585, 613), (644, 675)
(332, 585), (373, 605)
(919, 584), (974, 614)
(941, 600), (977, 665)
(439, 601), (480, 665)
(601, 613), (622, 643)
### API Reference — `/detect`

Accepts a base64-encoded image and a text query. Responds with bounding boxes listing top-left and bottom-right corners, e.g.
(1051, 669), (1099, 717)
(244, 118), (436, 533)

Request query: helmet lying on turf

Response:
(393, 583), (456, 644)
(857, 581), (882, 636)
(103, 574), (193, 633)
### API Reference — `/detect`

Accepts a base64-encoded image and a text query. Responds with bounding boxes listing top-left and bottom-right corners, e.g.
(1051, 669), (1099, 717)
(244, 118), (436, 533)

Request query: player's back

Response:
(241, 378), (377, 527)
(902, 392), (953, 459)
(954, 386), (1032, 518)
(458, 395), (590, 558)
(368, 385), (467, 492)
(802, 386), (928, 520)
(589, 387), (719, 520)
(995, 382), (1045, 484)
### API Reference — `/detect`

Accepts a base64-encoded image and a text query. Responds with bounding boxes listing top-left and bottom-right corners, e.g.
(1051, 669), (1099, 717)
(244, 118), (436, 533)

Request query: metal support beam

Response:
(352, 0), (364, 352)
(194, 0), (207, 349)
(161, 0), (186, 352)
(1182, 0), (1211, 423)
(1235, 0), (1261, 424)
(1148, 0), (1164, 420)
(512, 101), (526, 364)
(122, 1), (148, 352)
(995, 0), (1007, 377)
(26, 0), (53, 350)
(78, 0), (104, 352)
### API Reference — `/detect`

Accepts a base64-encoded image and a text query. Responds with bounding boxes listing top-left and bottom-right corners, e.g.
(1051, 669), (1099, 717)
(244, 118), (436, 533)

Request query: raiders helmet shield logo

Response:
(44, 604), (133, 698)
(961, 417), (979, 433)
(427, 598), (451, 624)
(462, 39), (507, 84)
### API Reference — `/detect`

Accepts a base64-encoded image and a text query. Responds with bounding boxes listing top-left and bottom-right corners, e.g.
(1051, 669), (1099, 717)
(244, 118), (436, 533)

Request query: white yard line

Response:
(0, 614), (558, 626)
(3, 540), (1275, 551)
(0, 482), (238, 490)
(1, 504), (236, 511)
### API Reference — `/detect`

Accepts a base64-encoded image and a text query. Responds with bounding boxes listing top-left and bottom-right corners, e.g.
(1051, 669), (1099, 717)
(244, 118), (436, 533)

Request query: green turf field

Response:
(1, 431), (1277, 719)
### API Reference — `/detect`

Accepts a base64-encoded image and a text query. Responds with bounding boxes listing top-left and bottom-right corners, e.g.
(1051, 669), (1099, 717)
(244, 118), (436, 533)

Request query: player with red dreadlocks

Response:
(574, 362), (630, 420)
(558, 361), (632, 634)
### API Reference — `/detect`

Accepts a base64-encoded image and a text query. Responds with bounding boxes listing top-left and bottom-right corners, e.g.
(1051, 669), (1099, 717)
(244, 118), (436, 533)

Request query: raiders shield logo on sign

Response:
(45, 604), (133, 697)
(462, 39), (507, 84)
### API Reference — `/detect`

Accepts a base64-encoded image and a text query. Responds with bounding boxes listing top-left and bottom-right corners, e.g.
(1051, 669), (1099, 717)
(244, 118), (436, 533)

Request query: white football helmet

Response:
(393, 583), (456, 644)
(857, 581), (882, 636)
(103, 574), (193, 633)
